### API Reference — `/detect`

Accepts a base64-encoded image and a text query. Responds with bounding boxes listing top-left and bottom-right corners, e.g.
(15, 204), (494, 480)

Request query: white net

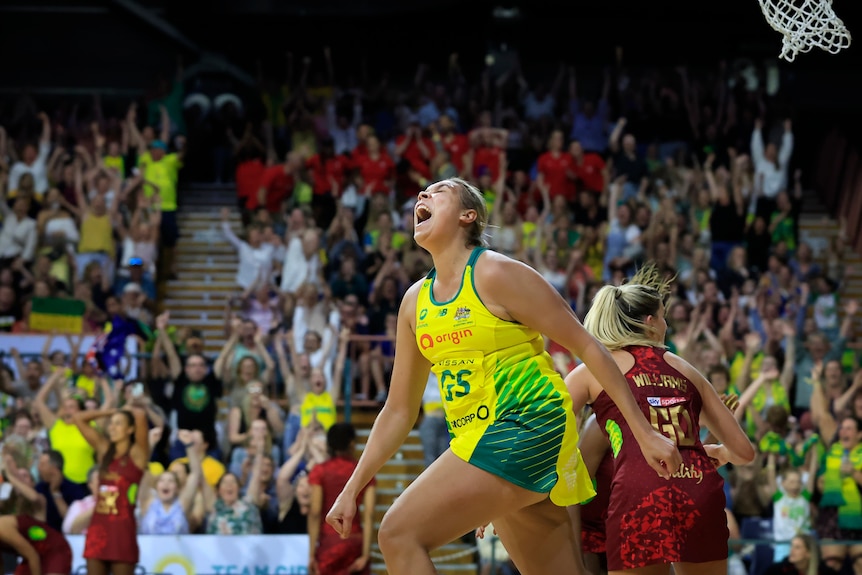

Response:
(758, 0), (852, 61)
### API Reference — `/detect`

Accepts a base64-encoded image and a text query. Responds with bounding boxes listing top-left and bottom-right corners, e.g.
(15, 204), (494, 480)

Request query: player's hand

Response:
(326, 491), (358, 539)
(720, 393), (740, 413)
(703, 443), (729, 468)
(348, 556), (368, 572)
(640, 430), (682, 479)
(475, 523), (497, 539)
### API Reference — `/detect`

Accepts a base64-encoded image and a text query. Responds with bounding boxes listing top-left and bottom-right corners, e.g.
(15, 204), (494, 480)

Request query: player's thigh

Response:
(609, 564), (671, 575)
(493, 497), (583, 575)
(86, 560), (109, 575)
(674, 559), (727, 575)
(108, 562), (138, 575)
(379, 449), (546, 552)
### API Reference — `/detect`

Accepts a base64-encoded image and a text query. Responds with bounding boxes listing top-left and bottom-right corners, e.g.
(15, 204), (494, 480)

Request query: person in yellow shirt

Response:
(32, 370), (95, 485)
(170, 431), (225, 488)
(299, 369), (336, 431)
(74, 157), (116, 284)
(139, 138), (184, 279)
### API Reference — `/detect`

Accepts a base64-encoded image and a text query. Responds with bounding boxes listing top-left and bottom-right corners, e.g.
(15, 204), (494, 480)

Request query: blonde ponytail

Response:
(583, 264), (672, 350)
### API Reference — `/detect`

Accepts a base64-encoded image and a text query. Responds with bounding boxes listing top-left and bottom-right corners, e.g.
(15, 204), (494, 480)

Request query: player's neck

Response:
(431, 244), (474, 286)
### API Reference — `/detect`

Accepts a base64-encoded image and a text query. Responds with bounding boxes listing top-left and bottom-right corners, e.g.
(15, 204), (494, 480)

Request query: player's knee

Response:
(378, 507), (412, 556)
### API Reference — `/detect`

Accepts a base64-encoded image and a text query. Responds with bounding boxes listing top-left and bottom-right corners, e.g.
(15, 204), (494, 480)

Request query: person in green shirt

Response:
(140, 139), (185, 279)
(769, 191), (800, 252)
(817, 416), (862, 573)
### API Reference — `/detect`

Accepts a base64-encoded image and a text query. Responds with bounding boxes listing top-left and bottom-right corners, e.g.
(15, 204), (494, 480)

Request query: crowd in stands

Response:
(0, 44), (859, 575)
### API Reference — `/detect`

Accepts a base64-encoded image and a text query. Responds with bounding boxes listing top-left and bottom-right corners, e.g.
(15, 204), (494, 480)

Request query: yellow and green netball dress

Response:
(415, 247), (594, 506)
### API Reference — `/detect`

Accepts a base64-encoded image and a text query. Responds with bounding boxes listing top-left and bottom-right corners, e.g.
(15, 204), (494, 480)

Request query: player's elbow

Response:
(734, 440), (756, 465)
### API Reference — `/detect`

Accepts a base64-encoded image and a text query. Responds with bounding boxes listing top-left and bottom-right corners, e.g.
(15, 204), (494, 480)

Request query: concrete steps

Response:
(165, 188), (240, 355)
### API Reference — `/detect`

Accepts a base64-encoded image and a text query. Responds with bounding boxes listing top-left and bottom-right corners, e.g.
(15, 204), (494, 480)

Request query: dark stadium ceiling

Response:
(3, 0), (859, 21)
(0, 0), (790, 16)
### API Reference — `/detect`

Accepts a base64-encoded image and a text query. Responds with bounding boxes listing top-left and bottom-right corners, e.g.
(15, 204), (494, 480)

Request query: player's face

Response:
(107, 412), (133, 443)
(648, 303), (668, 343)
(414, 180), (462, 249)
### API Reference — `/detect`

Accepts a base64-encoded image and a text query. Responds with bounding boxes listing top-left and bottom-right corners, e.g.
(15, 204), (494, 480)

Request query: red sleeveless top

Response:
(591, 345), (728, 570)
(84, 453), (144, 564)
(580, 448), (614, 554)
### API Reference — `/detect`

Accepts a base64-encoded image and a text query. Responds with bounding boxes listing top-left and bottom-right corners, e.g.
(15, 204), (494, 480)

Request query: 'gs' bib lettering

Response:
(433, 351), (493, 434)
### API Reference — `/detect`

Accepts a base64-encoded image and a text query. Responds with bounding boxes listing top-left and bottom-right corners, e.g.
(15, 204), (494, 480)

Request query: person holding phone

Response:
(0, 514), (72, 575)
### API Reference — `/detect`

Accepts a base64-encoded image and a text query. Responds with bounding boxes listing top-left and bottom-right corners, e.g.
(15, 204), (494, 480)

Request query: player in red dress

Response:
(73, 407), (149, 575)
(571, 413), (614, 575)
(566, 265), (754, 575)
(0, 514), (72, 575)
(308, 423), (376, 575)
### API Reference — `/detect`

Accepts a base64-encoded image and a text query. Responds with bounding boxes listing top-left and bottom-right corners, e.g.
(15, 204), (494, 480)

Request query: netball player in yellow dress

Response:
(326, 178), (682, 575)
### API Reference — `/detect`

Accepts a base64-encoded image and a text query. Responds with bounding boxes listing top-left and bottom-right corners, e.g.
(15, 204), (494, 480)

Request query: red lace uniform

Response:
(592, 346), (728, 570)
(309, 456), (376, 575)
(2, 515), (72, 575)
(580, 449), (614, 554)
(84, 454), (144, 564)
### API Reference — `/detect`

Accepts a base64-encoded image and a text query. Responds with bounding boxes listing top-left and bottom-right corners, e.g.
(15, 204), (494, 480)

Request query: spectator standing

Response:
(139, 137), (185, 279)
(326, 93), (362, 156)
(157, 316), (223, 459)
(751, 119), (794, 219)
(568, 68), (611, 154)
(221, 207), (275, 290)
(535, 130), (575, 204)
(7, 112), (52, 194)
(32, 371), (96, 486)
(0, 188), (37, 266)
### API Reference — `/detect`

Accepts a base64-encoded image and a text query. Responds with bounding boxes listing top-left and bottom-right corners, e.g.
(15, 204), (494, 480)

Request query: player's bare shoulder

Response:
(400, 277), (427, 331)
(662, 350), (709, 388)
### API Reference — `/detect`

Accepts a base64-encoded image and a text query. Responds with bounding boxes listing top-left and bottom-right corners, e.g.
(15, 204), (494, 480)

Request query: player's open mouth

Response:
(416, 204), (432, 225)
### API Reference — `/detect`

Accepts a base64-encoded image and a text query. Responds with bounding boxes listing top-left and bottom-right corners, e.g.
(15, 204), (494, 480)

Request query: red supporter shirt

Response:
(307, 154), (351, 196)
(395, 135), (435, 179)
(537, 151), (576, 201)
(259, 164), (293, 213)
(235, 159), (266, 207)
(573, 153), (606, 193)
(308, 456), (375, 538)
(441, 133), (470, 173)
(354, 153), (395, 194)
(473, 146), (503, 181)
